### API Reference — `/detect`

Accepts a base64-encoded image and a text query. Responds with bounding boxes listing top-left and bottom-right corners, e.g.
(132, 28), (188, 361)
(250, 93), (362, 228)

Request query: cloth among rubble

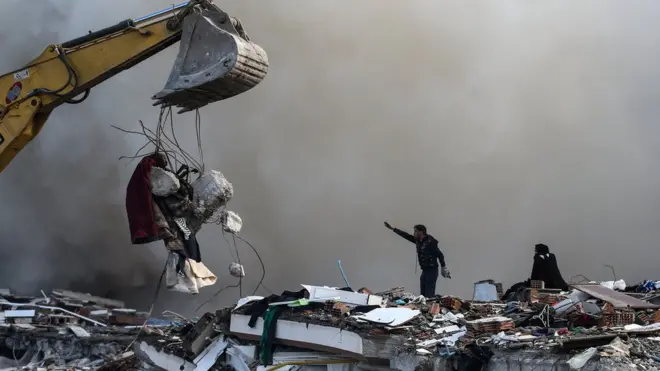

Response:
(238, 289), (313, 366)
(126, 154), (167, 244)
(244, 289), (308, 327)
(258, 306), (286, 365)
(126, 154), (221, 295)
(165, 252), (217, 294)
(627, 280), (660, 293)
(502, 280), (529, 302)
(531, 243), (568, 291)
(154, 184), (201, 262)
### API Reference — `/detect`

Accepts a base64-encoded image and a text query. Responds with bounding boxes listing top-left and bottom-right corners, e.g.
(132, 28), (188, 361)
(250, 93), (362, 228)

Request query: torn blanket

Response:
(126, 154), (167, 244)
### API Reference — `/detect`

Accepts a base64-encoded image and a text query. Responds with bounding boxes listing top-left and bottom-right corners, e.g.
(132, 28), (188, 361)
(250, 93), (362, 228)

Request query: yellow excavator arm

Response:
(0, 0), (268, 173)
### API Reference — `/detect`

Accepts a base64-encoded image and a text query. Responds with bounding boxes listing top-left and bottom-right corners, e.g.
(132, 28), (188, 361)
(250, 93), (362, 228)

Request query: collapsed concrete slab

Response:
(230, 313), (406, 360)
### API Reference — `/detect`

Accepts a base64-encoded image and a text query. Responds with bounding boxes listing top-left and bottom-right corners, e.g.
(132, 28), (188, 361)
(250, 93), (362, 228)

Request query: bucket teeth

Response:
(153, 10), (269, 113)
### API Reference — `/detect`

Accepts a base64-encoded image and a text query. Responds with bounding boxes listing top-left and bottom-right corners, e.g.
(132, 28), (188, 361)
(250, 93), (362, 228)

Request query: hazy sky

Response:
(1, 1), (660, 313)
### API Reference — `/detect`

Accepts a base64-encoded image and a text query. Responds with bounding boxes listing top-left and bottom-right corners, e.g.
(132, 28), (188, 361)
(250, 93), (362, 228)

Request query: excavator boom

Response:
(0, 0), (268, 173)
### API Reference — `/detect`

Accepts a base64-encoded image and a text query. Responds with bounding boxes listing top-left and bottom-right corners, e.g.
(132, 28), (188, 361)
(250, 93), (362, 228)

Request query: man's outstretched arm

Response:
(384, 221), (416, 243)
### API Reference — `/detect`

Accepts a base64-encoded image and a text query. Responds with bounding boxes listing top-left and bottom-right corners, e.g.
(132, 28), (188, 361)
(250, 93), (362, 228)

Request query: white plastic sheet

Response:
(600, 279), (627, 291)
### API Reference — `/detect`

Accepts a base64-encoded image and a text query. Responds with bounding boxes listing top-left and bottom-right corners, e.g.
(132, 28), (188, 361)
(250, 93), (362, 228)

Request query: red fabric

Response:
(126, 154), (166, 244)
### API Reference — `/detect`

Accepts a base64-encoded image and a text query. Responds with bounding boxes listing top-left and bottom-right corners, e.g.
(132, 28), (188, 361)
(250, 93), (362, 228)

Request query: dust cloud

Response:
(1, 0), (660, 313)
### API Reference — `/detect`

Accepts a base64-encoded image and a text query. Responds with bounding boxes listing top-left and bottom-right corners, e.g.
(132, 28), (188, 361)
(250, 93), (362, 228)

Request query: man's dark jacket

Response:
(393, 229), (446, 269)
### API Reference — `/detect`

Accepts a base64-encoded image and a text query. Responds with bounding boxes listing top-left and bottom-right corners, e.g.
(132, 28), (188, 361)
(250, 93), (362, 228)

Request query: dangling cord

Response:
(195, 109), (205, 174)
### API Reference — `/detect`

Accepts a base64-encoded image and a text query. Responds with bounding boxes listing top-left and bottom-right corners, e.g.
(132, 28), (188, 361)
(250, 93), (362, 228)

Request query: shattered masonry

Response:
(5, 279), (660, 370)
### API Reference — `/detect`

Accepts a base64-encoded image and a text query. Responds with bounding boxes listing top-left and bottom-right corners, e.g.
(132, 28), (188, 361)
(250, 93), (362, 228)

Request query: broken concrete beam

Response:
(192, 336), (228, 370)
(183, 312), (216, 358)
(51, 289), (125, 308)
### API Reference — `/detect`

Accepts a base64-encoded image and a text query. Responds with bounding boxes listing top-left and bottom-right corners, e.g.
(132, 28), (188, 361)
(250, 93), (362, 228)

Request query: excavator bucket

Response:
(153, 7), (269, 113)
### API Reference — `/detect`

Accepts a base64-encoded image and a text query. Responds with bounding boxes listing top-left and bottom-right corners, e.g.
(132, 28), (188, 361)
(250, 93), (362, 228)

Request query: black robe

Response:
(531, 252), (568, 291)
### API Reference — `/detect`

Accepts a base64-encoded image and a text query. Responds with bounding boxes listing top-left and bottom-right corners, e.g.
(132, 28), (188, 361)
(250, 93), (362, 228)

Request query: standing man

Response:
(384, 222), (450, 297)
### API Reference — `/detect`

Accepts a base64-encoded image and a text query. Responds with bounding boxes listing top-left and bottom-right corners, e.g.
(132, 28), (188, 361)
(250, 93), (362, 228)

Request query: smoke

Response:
(1, 0), (660, 313)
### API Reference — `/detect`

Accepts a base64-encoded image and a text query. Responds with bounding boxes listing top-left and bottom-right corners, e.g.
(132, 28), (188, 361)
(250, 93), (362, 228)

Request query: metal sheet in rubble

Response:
(572, 284), (659, 309)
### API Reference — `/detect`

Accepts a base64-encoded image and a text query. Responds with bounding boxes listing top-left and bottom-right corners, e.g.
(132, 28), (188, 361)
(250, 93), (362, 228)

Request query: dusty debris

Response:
(0, 289), (186, 370)
(9, 278), (660, 370)
(210, 280), (660, 370)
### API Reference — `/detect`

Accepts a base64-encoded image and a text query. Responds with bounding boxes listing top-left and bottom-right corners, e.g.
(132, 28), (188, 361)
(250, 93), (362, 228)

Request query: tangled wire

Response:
(112, 106), (205, 175)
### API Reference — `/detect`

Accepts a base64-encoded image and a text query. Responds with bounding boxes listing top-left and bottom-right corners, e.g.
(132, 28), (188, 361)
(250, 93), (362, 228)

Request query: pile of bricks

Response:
(465, 317), (515, 337)
(598, 311), (635, 327)
(441, 297), (463, 311)
(537, 293), (565, 305)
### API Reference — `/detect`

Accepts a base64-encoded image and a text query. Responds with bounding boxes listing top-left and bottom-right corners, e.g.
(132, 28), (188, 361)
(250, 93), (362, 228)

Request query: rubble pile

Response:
(211, 281), (660, 370)
(0, 289), (186, 370)
(7, 280), (660, 370)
